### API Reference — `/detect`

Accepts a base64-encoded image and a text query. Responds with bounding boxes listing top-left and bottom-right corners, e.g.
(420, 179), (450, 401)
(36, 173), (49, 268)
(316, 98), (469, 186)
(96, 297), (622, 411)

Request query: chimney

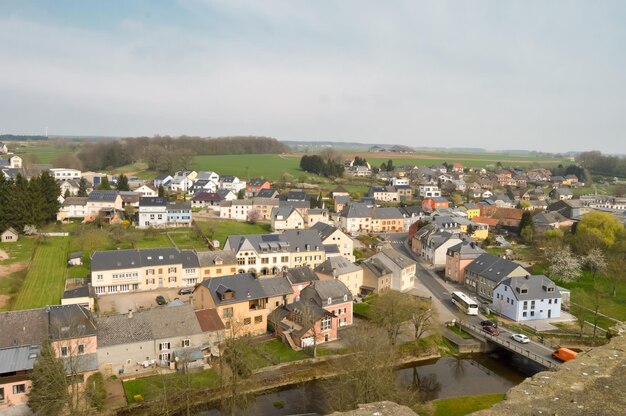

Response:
(128, 309), (133, 318)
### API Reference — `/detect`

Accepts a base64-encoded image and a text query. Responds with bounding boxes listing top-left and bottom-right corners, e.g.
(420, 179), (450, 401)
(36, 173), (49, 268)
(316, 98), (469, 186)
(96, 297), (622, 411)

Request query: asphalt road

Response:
(382, 232), (561, 366)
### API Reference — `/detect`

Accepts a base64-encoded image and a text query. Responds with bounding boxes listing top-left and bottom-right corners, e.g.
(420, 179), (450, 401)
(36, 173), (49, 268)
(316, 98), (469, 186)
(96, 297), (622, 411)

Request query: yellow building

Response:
(461, 203), (481, 219)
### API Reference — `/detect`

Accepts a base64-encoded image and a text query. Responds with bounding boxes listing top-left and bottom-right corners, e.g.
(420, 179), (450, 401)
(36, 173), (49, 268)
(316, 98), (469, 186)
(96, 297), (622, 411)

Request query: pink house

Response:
(445, 240), (484, 284)
(284, 267), (320, 302)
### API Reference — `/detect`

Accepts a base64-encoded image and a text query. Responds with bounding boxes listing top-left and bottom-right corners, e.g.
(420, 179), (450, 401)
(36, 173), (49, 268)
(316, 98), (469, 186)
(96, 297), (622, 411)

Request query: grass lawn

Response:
(124, 369), (221, 403)
(168, 231), (208, 250)
(195, 220), (272, 248)
(14, 144), (75, 164)
(431, 393), (505, 416)
(0, 238), (38, 264)
(12, 237), (70, 310)
(353, 302), (371, 319)
(254, 339), (309, 365)
(131, 232), (175, 249)
(448, 325), (474, 340)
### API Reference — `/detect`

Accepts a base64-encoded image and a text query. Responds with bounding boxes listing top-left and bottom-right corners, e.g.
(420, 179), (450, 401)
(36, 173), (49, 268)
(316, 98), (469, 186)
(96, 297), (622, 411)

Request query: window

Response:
(237, 258), (246, 265)
(321, 316), (331, 331)
(160, 353), (170, 362)
(13, 384), (26, 394)
(78, 344), (85, 355)
(530, 311), (535, 317)
(522, 312), (527, 317)
(281, 256), (289, 262)
(61, 346), (69, 357)
(244, 317), (252, 325)
(168, 267), (177, 273)
(225, 321), (231, 329)
(182, 339), (190, 347)
(0, 387), (4, 402)
(159, 342), (170, 351)
(261, 258), (269, 264)
(523, 301), (528, 310)
(248, 257), (256, 265)
(254, 315), (263, 324)
(97, 274), (103, 280)
(223, 307), (233, 318)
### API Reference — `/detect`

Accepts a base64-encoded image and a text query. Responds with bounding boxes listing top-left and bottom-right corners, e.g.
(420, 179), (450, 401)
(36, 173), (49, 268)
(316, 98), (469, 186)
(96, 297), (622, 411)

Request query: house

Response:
(193, 273), (293, 337)
(57, 197), (88, 222)
(68, 251), (83, 266)
(418, 185), (441, 198)
(269, 280), (353, 350)
(310, 222), (355, 262)
(347, 165), (372, 177)
(86, 190), (123, 221)
(549, 188), (573, 201)
(61, 280), (94, 311)
(445, 240), (485, 284)
(339, 202), (372, 233)
(219, 199), (253, 221)
(138, 197), (168, 227)
(371, 207), (404, 232)
(0, 142), (7, 154)
(391, 177), (410, 187)
(219, 176), (246, 193)
(368, 186), (399, 202)
(0, 344), (41, 408)
(224, 230), (326, 276)
(315, 256), (363, 297)
(492, 208), (524, 231)
(361, 255), (394, 294)
(192, 192), (225, 211)
(153, 174), (173, 188)
(90, 248), (201, 295)
(395, 185), (414, 201)
(493, 275), (561, 321)
(257, 188), (279, 199)
(96, 305), (224, 374)
(252, 197), (281, 220)
(190, 179), (218, 195)
(118, 191), (141, 208)
(0, 227), (18, 243)
(533, 211), (574, 232)
(284, 266), (320, 301)
(305, 208), (331, 228)
(169, 176), (194, 193)
(333, 195), (350, 213)
(167, 201), (192, 226)
(196, 250), (238, 280)
(134, 184), (158, 197)
(284, 190), (308, 202)
(451, 163), (464, 173)
(422, 231), (464, 269)
(59, 179), (82, 196)
(464, 253), (528, 302)
(0, 155), (22, 169)
(422, 197), (449, 211)
(246, 178), (271, 196)
(368, 249), (415, 292)
(547, 199), (584, 220)
(271, 206), (305, 231)
(49, 168), (81, 180)
(196, 170), (220, 183)
(460, 203), (480, 219)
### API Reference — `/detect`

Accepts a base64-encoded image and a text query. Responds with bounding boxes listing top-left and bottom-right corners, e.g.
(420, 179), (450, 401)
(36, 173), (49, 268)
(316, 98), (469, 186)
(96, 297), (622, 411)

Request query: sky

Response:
(0, 1), (625, 153)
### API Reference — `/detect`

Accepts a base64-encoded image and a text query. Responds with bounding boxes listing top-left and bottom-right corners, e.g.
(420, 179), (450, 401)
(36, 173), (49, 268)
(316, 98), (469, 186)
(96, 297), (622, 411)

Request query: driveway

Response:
(98, 287), (193, 314)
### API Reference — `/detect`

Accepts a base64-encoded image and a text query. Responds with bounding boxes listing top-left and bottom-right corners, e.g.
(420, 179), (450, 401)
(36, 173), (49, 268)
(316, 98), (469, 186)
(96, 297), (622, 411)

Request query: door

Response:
(548, 309), (552, 318)
(158, 277), (163, 287)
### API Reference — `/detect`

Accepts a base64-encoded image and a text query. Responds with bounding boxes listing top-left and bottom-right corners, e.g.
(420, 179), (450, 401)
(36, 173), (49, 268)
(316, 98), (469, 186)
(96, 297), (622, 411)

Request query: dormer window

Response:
(343, 294), (348, 302)
(327, 297), (332, 305)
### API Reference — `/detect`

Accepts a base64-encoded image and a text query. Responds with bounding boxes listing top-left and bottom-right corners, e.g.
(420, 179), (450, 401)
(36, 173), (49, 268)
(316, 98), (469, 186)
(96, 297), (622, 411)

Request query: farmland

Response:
(12, 143), (78, 164)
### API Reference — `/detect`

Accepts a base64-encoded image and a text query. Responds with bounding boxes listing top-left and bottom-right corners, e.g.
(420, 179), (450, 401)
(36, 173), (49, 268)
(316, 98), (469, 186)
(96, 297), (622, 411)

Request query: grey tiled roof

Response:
(91, 248), (183, 271)
(498, 275), (562, 301)
(200, 273), (271, 306)
(340, 202), (372, 218)
(226, 230), (323, 254)
(0, 344), (40, 374)
(310, 222), (341, 241)
(259, 277), (293, 298)
(361, 256), (393, 277)
(301, 280), (352, 307)
(181, 250), (200, 268)
(0, 309), (48, 348)
(315, 257), (361, 276)
(373, 207), (403, 219)
(48, 304), (97, 340)
(95, 304), (203, 347)
(465, 253), (525, 283)
(196, 250), (237, 267)
(284, 267), (320, 284)
(88, 190), (118, 202)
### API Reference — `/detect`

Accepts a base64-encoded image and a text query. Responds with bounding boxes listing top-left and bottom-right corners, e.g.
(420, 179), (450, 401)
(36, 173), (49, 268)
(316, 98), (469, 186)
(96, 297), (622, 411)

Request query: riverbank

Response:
(115, 347), (441, 416)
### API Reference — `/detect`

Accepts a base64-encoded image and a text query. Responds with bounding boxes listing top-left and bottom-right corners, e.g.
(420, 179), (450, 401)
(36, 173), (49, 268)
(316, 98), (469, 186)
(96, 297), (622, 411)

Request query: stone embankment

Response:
(472, 323), (626, 416)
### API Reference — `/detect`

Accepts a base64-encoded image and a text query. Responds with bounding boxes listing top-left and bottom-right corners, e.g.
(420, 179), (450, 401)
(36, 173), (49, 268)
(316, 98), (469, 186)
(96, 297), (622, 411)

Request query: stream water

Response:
(199, 349), (543, 416)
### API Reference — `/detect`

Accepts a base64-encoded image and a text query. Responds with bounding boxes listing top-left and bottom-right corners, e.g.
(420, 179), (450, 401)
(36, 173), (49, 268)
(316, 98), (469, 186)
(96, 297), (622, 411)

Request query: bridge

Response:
(459, 321), (561, 369)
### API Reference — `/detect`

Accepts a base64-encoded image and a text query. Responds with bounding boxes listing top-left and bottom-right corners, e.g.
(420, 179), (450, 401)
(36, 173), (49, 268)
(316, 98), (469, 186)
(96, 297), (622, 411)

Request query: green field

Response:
(196, 220), (272, 248)
(12, 237), (70, 310)
(430, 393), (506, 416)
(365, 154), (566, 169)
(167, 230), (209, 250)
(124, 369), (220, 404)
(14, 144), (77, 164)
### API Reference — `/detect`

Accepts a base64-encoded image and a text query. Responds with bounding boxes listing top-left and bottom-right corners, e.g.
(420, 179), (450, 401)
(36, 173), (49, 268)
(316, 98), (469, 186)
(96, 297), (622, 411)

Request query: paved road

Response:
(382, 232), (562, 367)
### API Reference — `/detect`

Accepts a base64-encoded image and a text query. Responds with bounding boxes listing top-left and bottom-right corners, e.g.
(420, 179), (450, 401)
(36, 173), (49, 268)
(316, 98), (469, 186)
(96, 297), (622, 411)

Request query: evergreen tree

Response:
(97, 177), (111, 190)
(386, 159), (394, 172)
(116, 174), (130, 191)
(64, 189), (70, 198)
(77, 177), (88, 197)
(518, 211), (534, 236)
(39, 172), (61, 223)
(158, 184), (165, 197)
(28, 342), (70, 416)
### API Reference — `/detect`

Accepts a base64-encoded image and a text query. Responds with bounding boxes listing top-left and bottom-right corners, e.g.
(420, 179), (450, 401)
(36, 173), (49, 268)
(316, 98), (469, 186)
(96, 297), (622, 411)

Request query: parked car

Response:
(482, 325), (500, 336)
(155, 295), (167, 305)
(178, 288), (193, 295)
(552, 347), (578, 362)
(511, 333), (530, 344)
(480, 320), (497, 328)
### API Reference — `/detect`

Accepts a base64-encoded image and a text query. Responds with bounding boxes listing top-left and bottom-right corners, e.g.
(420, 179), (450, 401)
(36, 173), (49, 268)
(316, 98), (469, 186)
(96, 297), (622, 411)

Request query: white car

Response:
(511, 333), (530, 344)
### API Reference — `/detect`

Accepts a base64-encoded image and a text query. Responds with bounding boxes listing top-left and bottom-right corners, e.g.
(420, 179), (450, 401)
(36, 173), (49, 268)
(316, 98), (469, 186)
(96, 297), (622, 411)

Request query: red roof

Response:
(472, 216), (498, 227)
(195, 309), (225, 332)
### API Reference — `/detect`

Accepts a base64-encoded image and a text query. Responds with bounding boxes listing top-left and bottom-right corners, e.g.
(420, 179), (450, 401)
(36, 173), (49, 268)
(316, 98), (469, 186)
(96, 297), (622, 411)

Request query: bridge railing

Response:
(459, 321), (559, 370)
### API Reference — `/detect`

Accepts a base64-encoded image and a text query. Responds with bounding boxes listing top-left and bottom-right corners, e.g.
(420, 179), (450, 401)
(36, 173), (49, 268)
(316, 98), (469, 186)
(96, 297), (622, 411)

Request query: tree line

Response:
(77, 136), (289, 171)
(0, 172), (60, 232)
(299, 154), (345, 178)
(578, 151), (626, 178)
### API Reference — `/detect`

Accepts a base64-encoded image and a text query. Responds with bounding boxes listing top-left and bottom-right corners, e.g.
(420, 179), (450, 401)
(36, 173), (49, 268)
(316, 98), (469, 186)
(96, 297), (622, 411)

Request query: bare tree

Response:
(605, 253), (626, 297)
(410, 299), (437, 344)
(370, 290), (415, 345)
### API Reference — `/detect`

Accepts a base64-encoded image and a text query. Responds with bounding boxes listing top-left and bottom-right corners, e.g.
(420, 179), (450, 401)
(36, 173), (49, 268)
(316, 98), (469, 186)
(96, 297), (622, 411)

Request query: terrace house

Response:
(465, 253), (528, 302)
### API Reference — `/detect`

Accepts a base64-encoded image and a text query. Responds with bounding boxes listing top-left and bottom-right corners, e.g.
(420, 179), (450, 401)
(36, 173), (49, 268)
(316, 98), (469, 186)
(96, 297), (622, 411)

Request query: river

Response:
(199, 350), (543, 416)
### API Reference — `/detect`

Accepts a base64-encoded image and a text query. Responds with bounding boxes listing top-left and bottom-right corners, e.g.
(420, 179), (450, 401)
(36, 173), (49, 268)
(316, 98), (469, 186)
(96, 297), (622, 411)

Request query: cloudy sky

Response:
(1, 1), (625, 153)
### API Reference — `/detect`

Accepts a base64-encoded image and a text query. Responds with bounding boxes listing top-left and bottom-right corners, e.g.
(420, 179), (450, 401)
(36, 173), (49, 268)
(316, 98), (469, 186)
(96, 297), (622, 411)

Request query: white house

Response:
(219, 176), (246, 193)
(135, 184), (158, 197)
(138, 197), (168, 228)
(219, 199), (253, 221)
(49, 168), (81, 180)
(271, 206), (305, 231)
(59, 179), (82, 196)
(493, 275), (562, 322)
(391, 177), (410, 187)
(418, 185), (441, 198)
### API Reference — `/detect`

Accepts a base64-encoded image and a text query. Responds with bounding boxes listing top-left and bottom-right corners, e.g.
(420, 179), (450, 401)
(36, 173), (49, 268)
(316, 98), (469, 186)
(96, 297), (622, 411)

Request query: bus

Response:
(451, 291), (479, 315)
